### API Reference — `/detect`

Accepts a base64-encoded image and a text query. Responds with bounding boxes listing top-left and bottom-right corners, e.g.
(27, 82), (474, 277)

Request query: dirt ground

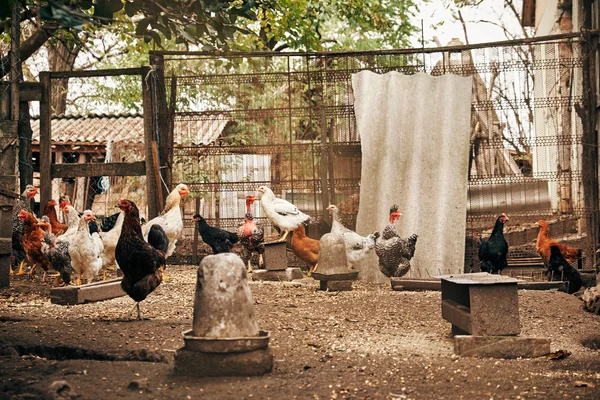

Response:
(1, 265), (599, 400)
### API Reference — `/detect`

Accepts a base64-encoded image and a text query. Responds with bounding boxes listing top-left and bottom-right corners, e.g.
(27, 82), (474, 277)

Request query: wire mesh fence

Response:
(161, 34), (598, 272)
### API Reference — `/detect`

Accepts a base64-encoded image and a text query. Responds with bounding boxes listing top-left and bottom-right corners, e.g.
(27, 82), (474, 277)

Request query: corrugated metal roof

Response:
(30, 113), (229, 146)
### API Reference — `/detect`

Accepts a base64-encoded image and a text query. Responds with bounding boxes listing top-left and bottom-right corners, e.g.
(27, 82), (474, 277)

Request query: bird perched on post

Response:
(257, 185), (310, 242)
(238, 195), (264, 272)
(375, 204), (418, 278)
(11, 185), (38, 275)
(116, 199), (168, 320)
(478, 213), (509, 274)
(142, 183), (190, 258)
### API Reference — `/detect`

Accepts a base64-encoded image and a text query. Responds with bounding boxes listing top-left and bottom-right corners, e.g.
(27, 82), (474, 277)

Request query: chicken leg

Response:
(125, 302), (145, 321)
(279, 230), (290, 242)
(247, 259), (253, 273)
(75, 273), (83, 286)
(14, 260), (27, 275)
(308, 263), (319, 277)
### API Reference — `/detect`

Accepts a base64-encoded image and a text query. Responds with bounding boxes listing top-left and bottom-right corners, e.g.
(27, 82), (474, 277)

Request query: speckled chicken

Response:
(41, 229), (73, 286)
(375, 205), (418, 278)
(327, 204), (379, 271)
(11, 185), (38, 275)
(237, 195), (264, 271)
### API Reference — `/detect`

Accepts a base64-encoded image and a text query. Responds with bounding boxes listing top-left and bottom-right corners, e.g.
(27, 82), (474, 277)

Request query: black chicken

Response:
(115, 199), (168, 320)
(148, 224), (169, 254)
(547, 246), (582, 294)
(11, 185), (38, 275)
(478, 213), (509, 274)
(193, 214), (239, 254)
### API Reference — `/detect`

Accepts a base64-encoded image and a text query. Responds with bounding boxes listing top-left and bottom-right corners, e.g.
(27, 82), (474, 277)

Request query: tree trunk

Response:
(47, 39), (81, 114)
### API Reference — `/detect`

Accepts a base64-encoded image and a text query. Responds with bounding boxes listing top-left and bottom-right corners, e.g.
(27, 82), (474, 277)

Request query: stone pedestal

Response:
(263, 241), (287, 271)
(0, 238), (10, 288)
(252, 267), (302, 281)
(174, 253), (273, 376)
(454, 335), (550, 359)
(312, 233), (357, 291)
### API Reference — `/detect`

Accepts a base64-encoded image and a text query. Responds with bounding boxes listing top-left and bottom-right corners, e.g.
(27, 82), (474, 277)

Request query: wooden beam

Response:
(50, 277), (126, 305)
(142, 66), (159, 219)
(19, 82), (41, 102)
(151, 140), (164, 209)
(39, 72), (52, 213)
(51, 161), (146, 178)
(48, 67), (142, 79)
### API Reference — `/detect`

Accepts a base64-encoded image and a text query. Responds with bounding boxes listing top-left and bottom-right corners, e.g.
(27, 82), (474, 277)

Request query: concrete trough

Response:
(50, 277), (126, 305)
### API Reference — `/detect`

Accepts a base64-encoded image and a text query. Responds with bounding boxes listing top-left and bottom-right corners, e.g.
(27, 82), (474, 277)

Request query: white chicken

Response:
(100, 210), (124, 279)
(327, 204), (380, 270)
(257, 185), (310, 242)
(142, 183), (190, 258)
(57, 205), (80, 244)
(69, 210), (104, 285)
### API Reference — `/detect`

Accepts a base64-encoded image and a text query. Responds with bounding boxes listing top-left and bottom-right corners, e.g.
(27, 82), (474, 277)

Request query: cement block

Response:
(50, 277), (126, 305)
(174, 347), (273, 377)
(0, 255), (9, 288)
(454, 335), (551, 359)
(252, 268), (302, 282)
(319, 280), (353, 291)
(469, 284), (520, 336)
(263, 241), (287, 271)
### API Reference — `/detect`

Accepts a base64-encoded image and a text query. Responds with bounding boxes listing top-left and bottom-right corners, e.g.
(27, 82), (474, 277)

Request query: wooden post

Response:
(193, 196), (200, 264)
(142, 66), (160, 219)
(149, 53), (170, 201)
(39, 72), (52, 213)
(319, 106), (330, 223)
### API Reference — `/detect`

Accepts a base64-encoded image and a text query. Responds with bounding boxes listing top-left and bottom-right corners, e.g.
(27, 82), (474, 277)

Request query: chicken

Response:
(41, 230), (73, 286)
(116, 199), (168, 320)
(193, 214), (239, 254)
(477, 213), (509, 274)
(326, 204), (380, 272)
(536, 220), (581, 265)
(291, 224), (319, 275)
(142, 183), (190, 258)
(237, 195), (264, 272)
(57, 205), (81, 244)
(18, 209), (53, 281)
(101, 211), (122, 232)
(375, 205), (418, 278)
(43, 200), (68, 236)
(257, 185), (310, 242)
(100, 211), (124, 278)
(68, 210), (104, 285)
(11, 185), (38, 275)
(547, 245), (582, 294)
(38, 215), (52, 233)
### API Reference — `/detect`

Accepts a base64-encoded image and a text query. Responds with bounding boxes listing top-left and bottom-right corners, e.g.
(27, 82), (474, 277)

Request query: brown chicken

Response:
(18, 210), (53, 281)
(291, 224), (319, 275)
(44, 200), (68, 235)
(536, 220), (581, 265)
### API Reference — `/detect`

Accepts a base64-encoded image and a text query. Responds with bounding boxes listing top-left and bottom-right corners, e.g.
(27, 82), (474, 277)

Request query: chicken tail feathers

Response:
(121, 270), (163, 302)
(148, 225), (169, 254)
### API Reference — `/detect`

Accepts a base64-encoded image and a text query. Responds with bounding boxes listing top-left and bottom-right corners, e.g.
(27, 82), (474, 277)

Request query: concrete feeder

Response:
(252, 241), (303, 282)
(312, 233), (358, 291)
(174, 253), (273, 376)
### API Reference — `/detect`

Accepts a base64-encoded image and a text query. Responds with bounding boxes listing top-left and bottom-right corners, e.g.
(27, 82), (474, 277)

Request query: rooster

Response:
(193, 214), (239, 254)
(237, 195), (264, 272)
(536, 220), (581, 265)
(478, 213), (509, 274)
(18, 210), (53, 281)
(43, 200), (68, 236)
(375, 205), (418, 278)
(69, 210), (104, 285)
(257, 185), (310, 242)
(116, 199), (168, 320)
(547, 246), (582, 294)
(327, 204), (380, 271)
(291, 224), (319, 275)
(142, 183), (190, 258)
(11, 185), (38, 275)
